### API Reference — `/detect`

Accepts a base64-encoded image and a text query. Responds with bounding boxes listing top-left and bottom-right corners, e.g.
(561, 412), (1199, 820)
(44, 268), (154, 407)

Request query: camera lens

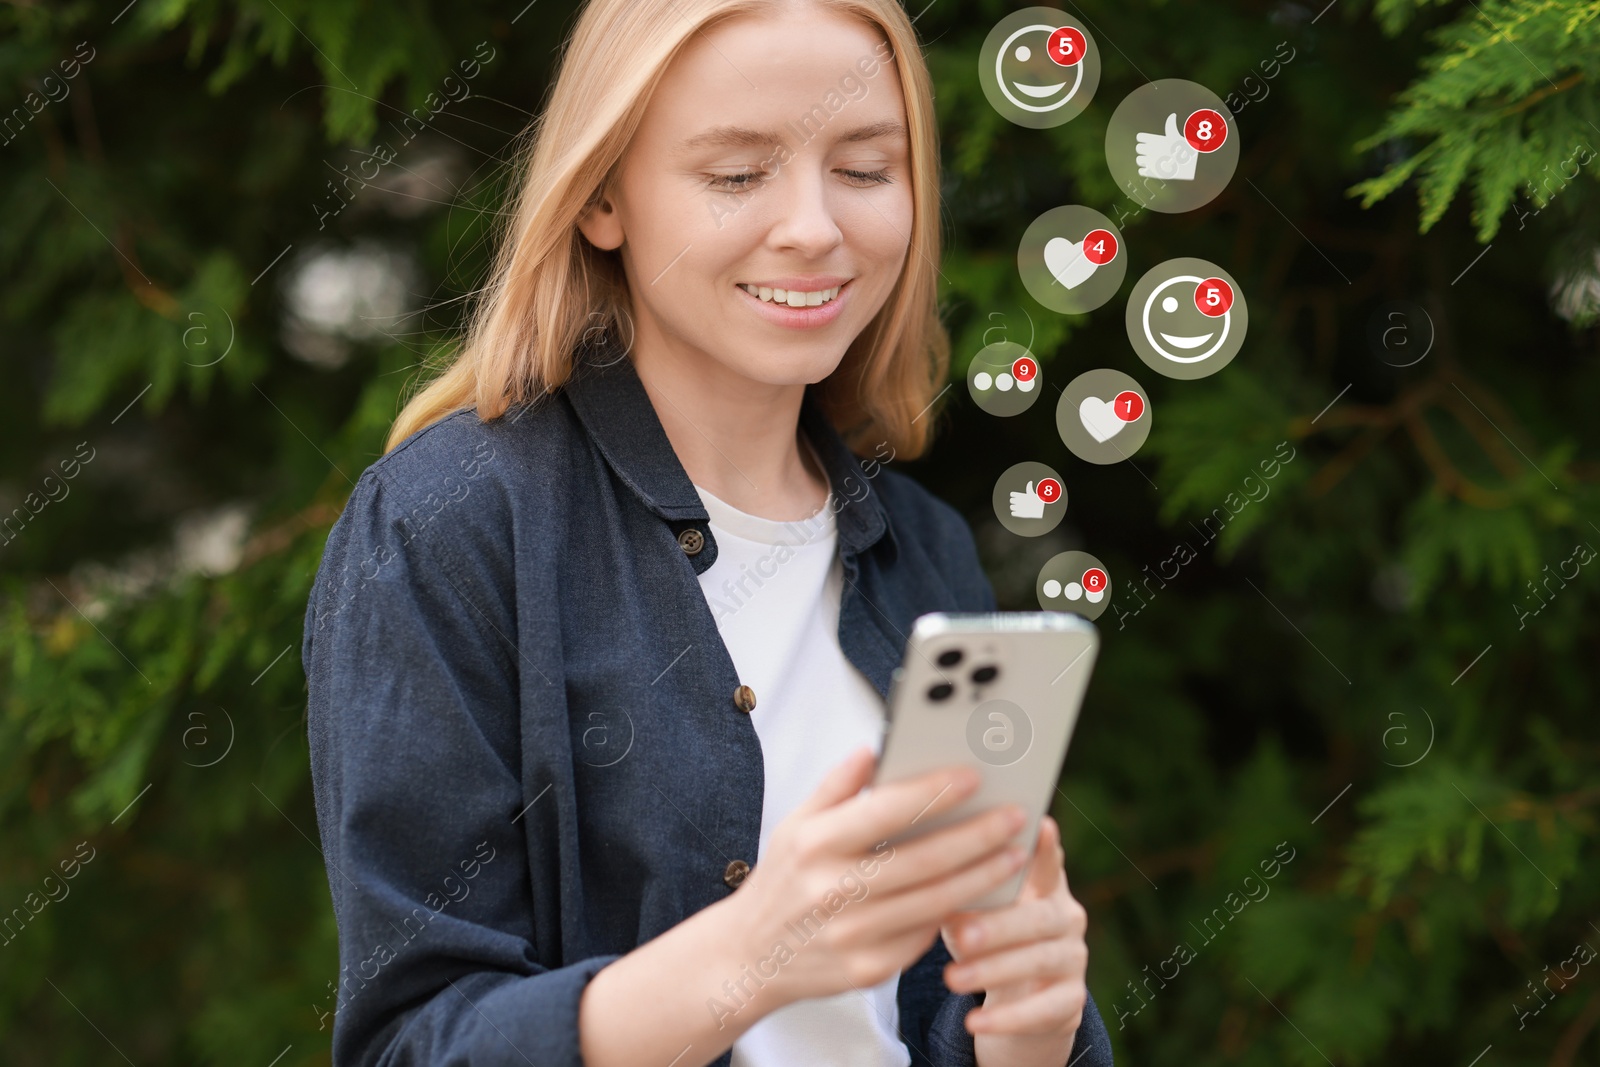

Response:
(936, 648), (963, 667)
(971, 665), (998, 684)
(927, 682), (954, 701)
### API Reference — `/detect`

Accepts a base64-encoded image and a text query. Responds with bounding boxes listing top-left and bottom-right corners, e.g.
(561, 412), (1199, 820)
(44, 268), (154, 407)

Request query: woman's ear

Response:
(577, 185), (624, 251)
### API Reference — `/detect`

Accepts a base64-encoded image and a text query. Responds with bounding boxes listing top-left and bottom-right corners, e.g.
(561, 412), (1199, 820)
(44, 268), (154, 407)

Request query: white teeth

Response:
(739, 283), (842, 307)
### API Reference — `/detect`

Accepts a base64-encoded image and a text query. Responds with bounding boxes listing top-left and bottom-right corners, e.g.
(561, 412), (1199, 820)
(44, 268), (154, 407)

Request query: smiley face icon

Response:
(1125, 258), (1248, 379)
(1145, 277), (1228, 362)
(997, 24), (1083, 113)
(979, 8), (1101, 129)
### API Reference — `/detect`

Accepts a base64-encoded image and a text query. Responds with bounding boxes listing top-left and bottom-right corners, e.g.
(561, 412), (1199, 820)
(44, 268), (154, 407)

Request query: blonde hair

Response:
(384, 0), (949, 458)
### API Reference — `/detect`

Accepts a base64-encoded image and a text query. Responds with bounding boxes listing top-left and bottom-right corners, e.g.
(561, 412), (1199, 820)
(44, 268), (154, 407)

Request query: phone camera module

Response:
(936, 649), (963, 667)
(971, 665), (999, 685)
(927, 682), (955, 701)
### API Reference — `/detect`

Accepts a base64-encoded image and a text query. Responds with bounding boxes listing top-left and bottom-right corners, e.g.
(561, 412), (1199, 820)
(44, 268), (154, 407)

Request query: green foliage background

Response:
(2, 0), (1597, 1063)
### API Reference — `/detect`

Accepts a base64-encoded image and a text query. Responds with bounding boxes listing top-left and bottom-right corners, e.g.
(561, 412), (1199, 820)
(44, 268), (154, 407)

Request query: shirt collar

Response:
(559, 334), (894, 560)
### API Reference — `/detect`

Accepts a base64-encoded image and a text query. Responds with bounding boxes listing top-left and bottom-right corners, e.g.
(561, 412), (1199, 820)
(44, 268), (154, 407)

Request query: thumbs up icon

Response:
(1136, 113), (1198, 181)
(1008, 480), (1048, 519)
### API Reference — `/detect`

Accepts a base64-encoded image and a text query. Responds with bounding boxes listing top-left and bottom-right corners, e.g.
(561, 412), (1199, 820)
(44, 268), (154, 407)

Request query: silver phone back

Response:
(873, 611), (1099, 910)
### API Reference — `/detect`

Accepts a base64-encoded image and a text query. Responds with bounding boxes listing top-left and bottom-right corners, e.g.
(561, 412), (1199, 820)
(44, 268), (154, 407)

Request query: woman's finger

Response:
(1019, 816), (1062, 900)
(966, 978), (1087, 1036)
(943, 933), (1085, 994)
(849, 803), (1023, 897)
(865, 840), (1029, 940)
(810, 762), (981, 855)
(944, 895), (1074, 957)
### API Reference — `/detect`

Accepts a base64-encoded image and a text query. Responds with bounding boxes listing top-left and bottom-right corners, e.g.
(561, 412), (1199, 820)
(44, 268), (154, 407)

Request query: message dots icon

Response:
(967, 340), (1043, 417)
(1036, 551), (1113, 620)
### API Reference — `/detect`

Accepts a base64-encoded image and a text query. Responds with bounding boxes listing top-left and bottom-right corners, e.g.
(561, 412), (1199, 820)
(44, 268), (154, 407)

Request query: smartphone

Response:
(870, 611), (1099, 910)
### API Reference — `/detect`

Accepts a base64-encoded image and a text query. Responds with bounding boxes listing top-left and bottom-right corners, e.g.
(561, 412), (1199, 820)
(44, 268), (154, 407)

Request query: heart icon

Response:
(1043, 236), (1099, 290)
(1078, 396), (1124, 443)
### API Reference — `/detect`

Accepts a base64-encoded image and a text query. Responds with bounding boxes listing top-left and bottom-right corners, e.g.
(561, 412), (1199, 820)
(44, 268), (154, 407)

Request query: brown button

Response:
(733, 685), (757, 713)
(677, 528), (705, 556)
(723, 859), (750, 888)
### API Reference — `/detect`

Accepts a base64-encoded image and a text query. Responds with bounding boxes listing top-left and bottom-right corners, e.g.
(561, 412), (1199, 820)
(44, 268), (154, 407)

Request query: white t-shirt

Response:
(691, 467), (911, 1067)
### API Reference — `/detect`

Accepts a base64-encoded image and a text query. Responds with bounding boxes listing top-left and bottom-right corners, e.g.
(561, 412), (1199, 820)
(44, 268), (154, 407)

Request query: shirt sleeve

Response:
(302, 466), (619, 1067)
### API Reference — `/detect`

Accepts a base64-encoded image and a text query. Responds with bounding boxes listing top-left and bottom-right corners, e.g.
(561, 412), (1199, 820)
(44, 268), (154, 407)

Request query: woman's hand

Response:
(721, 744), (1033, 1013)
(940, 815), (1089, 1067)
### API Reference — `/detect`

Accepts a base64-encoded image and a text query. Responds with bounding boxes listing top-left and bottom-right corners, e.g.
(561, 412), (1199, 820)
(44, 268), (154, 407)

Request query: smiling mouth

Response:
(1012, 81), (1066, 98)
(736, 282), (845, 308)
(1160, 332), (1214, 349)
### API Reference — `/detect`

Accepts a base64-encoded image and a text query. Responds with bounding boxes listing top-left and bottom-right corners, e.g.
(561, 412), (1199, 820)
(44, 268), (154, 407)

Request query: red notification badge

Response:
(1047, 27), (1087, 66)
(1194, 278), (1234, 317)
(1081, 228), (1118, 265)
(1184, 109), (1228, 153)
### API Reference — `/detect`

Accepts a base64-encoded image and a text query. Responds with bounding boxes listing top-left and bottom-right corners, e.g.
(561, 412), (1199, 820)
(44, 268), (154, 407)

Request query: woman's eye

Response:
(840, 168), (893, 186)
(707, 170), (767, 191)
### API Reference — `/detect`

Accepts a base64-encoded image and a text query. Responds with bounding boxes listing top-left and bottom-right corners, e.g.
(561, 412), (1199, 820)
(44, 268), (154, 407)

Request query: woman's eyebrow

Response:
(674, 120), (909, 153)
(832, 120), (910, 145)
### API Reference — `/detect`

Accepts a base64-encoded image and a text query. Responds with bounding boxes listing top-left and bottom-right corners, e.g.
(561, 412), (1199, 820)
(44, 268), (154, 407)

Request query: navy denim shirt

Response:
(302, 337), (1114, 1067)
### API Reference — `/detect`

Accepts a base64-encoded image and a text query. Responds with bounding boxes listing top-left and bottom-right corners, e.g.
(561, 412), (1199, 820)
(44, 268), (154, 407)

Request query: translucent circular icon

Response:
(1106, 80), (1239, 213)
(992, 461), (1067, 537)
(1019, 206), (1127, 315)
(967, 341), (1043, 416)
(1125, 258), (1248, 379)
(1056, 369), (1152, 464)
(1037, 551), (1112, 620)
(979, 8), (1101, 128)
(966, 698), (1033, 766)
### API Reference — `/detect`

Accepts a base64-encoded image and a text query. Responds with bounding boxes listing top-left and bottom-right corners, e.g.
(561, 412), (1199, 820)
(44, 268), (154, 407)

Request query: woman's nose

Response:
(765, 167), (845, 256)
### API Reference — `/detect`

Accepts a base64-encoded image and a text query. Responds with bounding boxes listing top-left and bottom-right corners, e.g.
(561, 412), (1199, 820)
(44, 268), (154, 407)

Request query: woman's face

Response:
(578, 4), (914, 389)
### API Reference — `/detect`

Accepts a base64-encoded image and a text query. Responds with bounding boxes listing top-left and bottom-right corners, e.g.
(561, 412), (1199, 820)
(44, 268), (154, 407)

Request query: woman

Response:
(302, 1), (1113, 1065)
